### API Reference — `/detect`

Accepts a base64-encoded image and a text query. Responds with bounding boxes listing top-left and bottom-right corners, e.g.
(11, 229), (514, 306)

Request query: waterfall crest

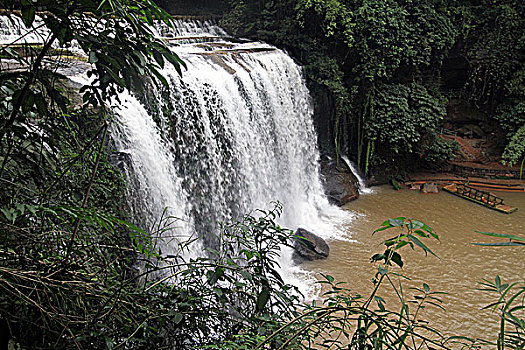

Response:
(0, 15), (48, 45)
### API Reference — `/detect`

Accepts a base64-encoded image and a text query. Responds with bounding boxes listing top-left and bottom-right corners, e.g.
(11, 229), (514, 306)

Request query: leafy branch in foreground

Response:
(0, 1), (190, 348)
(477, 276), (525, 350)
(472, 231), (525, 350)
(473, 231), (525, 247)
(1, 0), (186, 208)
(239, 217), (450, 350)
(0, 201), (304, 349)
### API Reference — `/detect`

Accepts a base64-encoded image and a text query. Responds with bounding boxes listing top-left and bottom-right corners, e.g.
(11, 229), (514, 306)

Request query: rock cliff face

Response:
(320, 157), (360, 206)
(293, 228), (330, 262)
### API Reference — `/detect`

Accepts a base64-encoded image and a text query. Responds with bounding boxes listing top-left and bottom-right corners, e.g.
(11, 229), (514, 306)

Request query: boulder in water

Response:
(408, 182), (421, 190)
(292, 228), (330, 262)
(320, 157), (359, 206)
(421, 182), (439, 194)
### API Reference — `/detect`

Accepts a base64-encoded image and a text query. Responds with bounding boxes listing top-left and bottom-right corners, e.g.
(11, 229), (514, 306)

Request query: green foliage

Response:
(478, 277), (525, 350)
(453, 0), (525, 163)
(495, 102), (525, 136)
(0, 203), (161, 348)
(458, 0), (524, 105)
(364, 83), (450, 167)
(493, 65), (524, 142)
(303, 54), (350, 114)
(0, 0), (188, 347)
(501, 124), (525, 168)
(297, 0), (455, 81)
(472, 232), (525, 349)
(0, 201), (303, 348)
(422, 133), (459, 165)
(220, 0), (250, 37)
(142, 204), (301, 349)
(296, 0), (355, 45)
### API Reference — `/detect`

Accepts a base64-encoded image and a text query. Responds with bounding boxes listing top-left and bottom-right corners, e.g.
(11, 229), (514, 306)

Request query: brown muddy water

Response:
(305, 185), (525, 346)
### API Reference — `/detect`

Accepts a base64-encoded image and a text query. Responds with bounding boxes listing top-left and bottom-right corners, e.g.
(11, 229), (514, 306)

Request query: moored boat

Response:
(443, 183), (518, 214)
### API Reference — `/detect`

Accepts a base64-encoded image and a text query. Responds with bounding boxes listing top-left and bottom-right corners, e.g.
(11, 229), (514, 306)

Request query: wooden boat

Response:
(442, 183), (518, 214)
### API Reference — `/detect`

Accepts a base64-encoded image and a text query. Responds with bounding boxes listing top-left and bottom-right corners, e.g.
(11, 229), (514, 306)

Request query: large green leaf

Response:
(408, 234), (438, 257)
(390, 251), (404, 268)
(256, 288), (270, 311)
(475, 231), (525, 242)
(21, 5), (36, 27)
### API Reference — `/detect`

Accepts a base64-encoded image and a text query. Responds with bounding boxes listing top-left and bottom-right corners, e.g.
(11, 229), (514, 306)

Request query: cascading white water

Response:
(4, 15), (353, 297)
(342, 156), (374, 194)
(108, 20), (353, 296)
(108, 91), (200, 258)
(154, 18), (228, 38)
(0, 14), (87, 54)
(162, 50), (344, 237)
(0, 15), (49, 45)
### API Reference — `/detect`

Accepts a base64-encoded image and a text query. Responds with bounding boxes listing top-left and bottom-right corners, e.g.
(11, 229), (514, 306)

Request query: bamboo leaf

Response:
(388, 217), (405, 227)
(256, 289), (270, 311)
(408, 234), (438, 257)
(473, 242), (525, 246)
(475, 231), (525, 242)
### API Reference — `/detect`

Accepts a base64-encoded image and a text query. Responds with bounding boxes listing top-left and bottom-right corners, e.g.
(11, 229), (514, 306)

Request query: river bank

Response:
(368, 154), (525, 193)
(401, 170), (525, 192)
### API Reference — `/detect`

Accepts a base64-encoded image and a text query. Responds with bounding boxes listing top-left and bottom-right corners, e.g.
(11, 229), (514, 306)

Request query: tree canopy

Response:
(221, 0), (525, 175)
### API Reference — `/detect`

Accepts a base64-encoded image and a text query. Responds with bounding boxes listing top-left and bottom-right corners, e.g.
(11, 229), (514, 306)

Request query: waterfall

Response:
(0, 15), (49, 45)
(0, 14), (86, 55)
(5, 16), (353, 296)
(154, 18), (228, 38)
(109, 20), (353, 295)
(109, 90), (200, 258)
(342, 156), (374, 194)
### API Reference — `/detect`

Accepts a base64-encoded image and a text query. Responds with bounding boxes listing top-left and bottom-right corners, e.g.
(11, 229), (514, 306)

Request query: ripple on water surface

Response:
(305, 185), (525, 346)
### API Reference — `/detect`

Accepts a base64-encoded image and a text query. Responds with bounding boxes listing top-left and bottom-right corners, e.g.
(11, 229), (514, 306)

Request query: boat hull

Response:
(442, 184), (518, 214)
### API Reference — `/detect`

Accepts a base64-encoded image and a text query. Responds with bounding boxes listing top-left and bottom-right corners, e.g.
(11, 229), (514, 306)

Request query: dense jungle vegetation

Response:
(0, 0), (523, 349)
(210, 0), (524, 177)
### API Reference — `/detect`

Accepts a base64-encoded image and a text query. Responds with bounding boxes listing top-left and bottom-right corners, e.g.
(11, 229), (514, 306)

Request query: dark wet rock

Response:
(421, 182), (439, 194)
(292, 228), (330, 262)
(367, 174), (390, 186)
(457, 124), (485, 138)
(446, 99), (487, 123)
(109, 151), (134, 174)
(320, 157), (359, 206)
